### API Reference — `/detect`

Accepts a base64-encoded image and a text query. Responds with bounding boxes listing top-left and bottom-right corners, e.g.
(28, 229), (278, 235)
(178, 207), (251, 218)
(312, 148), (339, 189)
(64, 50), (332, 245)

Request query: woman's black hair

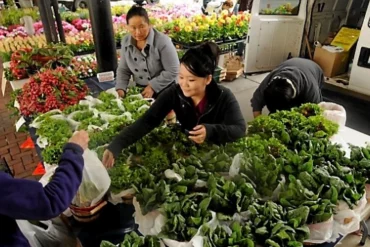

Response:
(264, 78), (296, 111)
(180, 42), (221, 78)
(126, 5), (150, 24)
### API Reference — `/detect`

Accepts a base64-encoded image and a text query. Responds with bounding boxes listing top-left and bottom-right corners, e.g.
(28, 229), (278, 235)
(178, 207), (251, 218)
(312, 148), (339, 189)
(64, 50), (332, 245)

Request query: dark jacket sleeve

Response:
(250, 74), (272, 112)
(107, 85), (175, 158)
(0, 143), (84, 220)
(204, 89), (246, 144)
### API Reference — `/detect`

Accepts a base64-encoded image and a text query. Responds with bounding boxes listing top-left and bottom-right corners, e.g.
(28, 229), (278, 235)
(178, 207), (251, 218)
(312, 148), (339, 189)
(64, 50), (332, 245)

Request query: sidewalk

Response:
(0, 60), (39, 180)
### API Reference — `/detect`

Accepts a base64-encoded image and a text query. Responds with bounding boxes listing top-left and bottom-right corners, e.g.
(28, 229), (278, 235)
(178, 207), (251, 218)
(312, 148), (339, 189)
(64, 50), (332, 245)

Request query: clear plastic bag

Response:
(72, 149), (111, 208)
(319, 102), (346, 126)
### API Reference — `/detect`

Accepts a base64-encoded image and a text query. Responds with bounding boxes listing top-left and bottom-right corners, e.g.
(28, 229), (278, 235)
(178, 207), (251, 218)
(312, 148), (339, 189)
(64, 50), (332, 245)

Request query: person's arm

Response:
(0, 143), (84, 220)
(251, 76), (271, 117)
(253, 111), (262, 118)
(203, 90), (246, 144)
(116, 46), (132, 93)
(107, 85), (175, 158)
(148, 38), (179, 93)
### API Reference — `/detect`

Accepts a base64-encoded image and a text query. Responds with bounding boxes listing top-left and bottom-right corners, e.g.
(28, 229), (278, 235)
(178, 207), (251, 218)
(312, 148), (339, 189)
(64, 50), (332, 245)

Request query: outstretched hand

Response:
(103, 149), (115, 168)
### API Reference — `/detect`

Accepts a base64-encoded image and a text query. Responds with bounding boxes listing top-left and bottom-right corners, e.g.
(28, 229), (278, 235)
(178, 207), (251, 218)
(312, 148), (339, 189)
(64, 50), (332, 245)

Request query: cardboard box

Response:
(313, 47), (349, 77)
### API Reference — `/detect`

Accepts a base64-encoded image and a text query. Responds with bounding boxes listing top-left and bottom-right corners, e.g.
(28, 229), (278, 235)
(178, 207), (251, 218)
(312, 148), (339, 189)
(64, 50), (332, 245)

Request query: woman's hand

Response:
(142, 85), (155, 98)
(117, 89), (126, 98)
(189, 125), (207, 144)
(102, 149), (115, 168)
(68, 130), (89, 150)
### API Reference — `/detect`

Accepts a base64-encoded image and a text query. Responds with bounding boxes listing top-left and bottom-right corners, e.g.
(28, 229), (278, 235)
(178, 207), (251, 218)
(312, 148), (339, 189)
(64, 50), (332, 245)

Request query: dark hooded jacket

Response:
(251, 58), (324, 113)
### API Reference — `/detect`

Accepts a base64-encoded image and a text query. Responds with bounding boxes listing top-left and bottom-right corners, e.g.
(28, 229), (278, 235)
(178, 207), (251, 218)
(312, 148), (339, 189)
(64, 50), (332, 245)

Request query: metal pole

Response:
(51, 0), (66, 43)
(37, 0), (53, 43)
(88, 0), (118, 73)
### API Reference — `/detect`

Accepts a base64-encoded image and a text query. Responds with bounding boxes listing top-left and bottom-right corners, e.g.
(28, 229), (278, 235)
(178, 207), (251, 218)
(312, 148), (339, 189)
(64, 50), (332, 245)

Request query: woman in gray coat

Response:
(116, 5), (179, 98)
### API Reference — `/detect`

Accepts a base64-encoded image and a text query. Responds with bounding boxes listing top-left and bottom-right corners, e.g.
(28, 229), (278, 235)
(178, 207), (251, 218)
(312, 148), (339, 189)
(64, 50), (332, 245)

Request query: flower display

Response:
(168, 11), (250, 45)
(0, 35), (47, 54)
(71, 19), (91, 31)
(70, 55), (97, 79)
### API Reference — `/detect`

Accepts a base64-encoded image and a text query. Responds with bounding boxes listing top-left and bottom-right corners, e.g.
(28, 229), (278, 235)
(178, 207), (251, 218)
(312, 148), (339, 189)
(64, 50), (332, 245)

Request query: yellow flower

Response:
(221, 10), (229, 16)
(179, 21), (185, 28)
(226, 17), (232, 23)
(184, 26), (192, 32)
(191, 22), (197, 27)
(219, 19), (226, 24)
(231, 15), (237, 21)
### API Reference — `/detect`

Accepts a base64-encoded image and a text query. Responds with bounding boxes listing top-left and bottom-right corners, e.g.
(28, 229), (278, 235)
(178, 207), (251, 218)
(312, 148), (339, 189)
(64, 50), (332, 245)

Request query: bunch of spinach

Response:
(248, 200), (310, 247)
(207, 175), (256, 216)
(101, 232), (163, 247)
(201, 222), (255, 247)
(160, 193), (213, 242)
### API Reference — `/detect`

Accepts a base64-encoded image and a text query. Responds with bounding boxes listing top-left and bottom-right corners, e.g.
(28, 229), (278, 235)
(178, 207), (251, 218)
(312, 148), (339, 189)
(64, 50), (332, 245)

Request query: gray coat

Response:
(116, 28), (179, 93)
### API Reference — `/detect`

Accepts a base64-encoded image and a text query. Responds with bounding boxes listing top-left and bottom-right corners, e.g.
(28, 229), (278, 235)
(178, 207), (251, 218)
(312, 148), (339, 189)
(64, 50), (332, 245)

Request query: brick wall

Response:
(0, 60), (40, 180)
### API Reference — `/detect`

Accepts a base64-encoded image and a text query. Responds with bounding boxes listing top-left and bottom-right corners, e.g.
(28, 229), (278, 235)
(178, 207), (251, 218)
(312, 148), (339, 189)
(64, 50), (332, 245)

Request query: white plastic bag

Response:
(304, 216), (334, 244)
(36, 136), (49, 149)
(366, 184), (370, 202)
(17, 218), (77, 247)
(319, 102), (346, 126)
(133, 197), (164, 236)
(334, 193), (367, 235)
(30, 109), (65, 129)
(108, 188), (136, 205)
(72, 149), (111, 207)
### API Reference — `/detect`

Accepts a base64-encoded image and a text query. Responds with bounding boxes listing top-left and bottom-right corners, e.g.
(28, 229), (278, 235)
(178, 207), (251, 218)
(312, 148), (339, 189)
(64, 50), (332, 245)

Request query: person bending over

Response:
(251, 57), (324, 118)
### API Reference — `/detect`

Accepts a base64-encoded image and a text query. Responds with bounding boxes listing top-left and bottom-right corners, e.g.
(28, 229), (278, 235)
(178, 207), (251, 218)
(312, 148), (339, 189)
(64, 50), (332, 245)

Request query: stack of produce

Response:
(33, 89), (150, 165)
(16, 67), (88, 117)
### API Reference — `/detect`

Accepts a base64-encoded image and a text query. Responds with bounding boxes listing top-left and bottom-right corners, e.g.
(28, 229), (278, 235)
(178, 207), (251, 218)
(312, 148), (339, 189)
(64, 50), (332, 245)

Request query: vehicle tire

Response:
(74, 0), (88, 9)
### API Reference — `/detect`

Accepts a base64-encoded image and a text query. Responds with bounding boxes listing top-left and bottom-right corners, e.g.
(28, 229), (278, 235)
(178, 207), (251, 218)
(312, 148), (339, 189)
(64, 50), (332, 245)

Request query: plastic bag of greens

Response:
(319, 102), (346, 126)
(71, 149), (111, 208)
(334, 193), (367, 235)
